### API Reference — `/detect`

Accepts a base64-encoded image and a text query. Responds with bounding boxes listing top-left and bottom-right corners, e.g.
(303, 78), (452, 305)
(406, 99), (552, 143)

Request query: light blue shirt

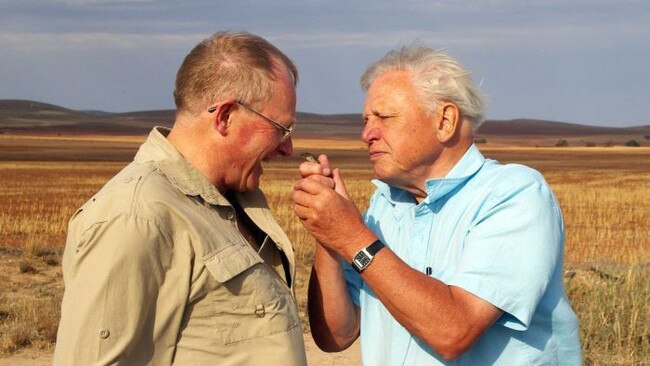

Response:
(344, 145), (581, 365)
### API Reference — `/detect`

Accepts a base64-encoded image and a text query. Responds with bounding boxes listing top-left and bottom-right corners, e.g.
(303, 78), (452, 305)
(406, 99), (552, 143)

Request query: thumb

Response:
(332, 168), (351, 200)
(318, 154), (332, 177)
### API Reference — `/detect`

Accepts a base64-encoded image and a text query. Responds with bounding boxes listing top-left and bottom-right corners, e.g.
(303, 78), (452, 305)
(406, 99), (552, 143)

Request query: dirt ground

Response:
(0, 336), (361, 366)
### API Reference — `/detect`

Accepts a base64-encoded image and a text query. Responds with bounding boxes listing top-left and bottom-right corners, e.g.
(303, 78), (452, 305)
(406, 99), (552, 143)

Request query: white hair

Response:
(361, 45), (485, 131)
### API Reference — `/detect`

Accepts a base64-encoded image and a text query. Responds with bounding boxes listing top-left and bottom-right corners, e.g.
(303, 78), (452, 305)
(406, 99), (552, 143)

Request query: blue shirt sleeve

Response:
(448, 167), (564, 331)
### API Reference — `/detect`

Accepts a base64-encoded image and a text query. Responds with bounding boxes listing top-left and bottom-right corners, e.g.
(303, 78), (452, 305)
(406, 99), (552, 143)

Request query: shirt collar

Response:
(372, 144), (485, 207)
(134, 126), (230, 206)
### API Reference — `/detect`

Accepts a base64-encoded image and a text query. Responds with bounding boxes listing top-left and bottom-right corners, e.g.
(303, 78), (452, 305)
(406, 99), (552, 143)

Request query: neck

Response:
(167, 115), (228, 193)
(408, 132), (474, 203)
(430, 142), (472, 176)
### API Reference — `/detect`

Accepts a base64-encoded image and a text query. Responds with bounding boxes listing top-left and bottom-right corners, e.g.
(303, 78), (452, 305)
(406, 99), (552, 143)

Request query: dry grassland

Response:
(0, 136), (648, 365)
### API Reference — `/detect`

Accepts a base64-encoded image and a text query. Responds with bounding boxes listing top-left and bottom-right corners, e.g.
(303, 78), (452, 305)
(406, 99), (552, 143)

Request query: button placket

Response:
(413, 204), (434, 272)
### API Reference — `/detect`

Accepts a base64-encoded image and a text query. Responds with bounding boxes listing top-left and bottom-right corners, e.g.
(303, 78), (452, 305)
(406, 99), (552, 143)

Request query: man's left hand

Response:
(292, 166), (375, 259)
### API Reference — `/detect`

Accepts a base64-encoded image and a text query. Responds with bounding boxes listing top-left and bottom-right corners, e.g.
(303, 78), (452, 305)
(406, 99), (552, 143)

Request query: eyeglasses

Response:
(208, 101), (294, 142)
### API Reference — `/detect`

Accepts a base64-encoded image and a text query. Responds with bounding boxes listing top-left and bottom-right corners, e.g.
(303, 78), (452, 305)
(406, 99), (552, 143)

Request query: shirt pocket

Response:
(202, 244), (300, 345)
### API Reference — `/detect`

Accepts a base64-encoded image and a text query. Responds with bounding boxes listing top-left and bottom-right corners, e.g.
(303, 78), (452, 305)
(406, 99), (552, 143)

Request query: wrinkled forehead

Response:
(364, 71), (416, 111)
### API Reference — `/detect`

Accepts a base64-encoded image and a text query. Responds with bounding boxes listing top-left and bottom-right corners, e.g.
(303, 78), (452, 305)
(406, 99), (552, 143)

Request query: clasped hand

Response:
(291, 154), (370, 259)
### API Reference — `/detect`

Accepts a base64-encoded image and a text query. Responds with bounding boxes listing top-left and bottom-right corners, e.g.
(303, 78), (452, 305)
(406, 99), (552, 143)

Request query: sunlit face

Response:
(226, 66), (296, 192)
(362, 70), (442, 190)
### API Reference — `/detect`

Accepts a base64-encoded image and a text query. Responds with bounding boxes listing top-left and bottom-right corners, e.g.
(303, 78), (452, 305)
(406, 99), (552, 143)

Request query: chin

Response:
(245, 175), (261, 191)
(373, 164), (394, 181)
(239, 165), (263, 191)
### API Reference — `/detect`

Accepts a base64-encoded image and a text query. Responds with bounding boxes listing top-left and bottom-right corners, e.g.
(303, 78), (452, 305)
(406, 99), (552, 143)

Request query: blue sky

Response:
(1, 0), (648, 127)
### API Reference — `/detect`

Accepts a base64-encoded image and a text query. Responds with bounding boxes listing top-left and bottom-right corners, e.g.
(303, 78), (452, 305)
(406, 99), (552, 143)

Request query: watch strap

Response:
(365, 239), (385, 256)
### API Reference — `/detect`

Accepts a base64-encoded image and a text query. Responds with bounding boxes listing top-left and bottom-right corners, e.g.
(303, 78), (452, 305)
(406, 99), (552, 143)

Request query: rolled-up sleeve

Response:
(449, 175), (563, 331)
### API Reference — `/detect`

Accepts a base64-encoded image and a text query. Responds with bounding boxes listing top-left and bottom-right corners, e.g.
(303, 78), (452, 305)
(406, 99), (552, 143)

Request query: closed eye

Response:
(363, 112), (398, 125)
(378, 113), (398, 120)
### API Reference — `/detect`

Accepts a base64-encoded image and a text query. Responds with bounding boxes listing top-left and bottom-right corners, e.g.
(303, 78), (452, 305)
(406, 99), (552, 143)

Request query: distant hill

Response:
(0, 100), (161, 135)
(1, 100), (648, 144)
(477, 118), (649, 136)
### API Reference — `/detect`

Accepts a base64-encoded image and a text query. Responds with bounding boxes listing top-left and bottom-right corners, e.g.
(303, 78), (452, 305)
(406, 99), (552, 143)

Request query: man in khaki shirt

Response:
(54, 31), (308, 365)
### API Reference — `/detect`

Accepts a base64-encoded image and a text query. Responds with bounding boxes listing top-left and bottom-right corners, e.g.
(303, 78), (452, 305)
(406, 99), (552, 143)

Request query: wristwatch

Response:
(351, 239), (385, 273)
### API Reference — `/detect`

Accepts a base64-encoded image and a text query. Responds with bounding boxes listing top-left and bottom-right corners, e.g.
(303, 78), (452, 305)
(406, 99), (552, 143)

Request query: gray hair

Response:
(360, 45), (485, 131)
(174, 31), (298, 115)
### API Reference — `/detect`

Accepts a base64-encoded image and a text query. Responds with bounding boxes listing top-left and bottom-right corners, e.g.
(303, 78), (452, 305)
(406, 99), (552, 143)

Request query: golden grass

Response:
(0, 145), (648, 364)
(0, 292), (60, 354)
(548, 170), (649, 365)
(0, 162), (122, 252)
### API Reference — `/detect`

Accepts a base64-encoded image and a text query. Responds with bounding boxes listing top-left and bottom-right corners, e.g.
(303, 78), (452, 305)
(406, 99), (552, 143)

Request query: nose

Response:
(278, 137), (293, 156)
(361, 120), (379, 145)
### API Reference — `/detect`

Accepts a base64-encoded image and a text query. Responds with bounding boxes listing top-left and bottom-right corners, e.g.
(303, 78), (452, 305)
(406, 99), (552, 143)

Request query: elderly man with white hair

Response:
(293, 45), (582, 365)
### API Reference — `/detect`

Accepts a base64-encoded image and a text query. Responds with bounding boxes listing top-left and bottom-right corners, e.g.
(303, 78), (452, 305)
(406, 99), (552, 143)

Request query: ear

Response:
(435, 102), (460, 143)
(210, 99), (236, 137)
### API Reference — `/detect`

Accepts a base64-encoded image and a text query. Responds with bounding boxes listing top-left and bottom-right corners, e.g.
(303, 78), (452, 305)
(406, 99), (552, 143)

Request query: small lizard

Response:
(300, 152), (318, 163)
(300, 152), (334, 178)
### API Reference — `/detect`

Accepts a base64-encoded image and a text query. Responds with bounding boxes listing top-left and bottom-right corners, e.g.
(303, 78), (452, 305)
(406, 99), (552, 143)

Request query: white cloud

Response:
(2, 15), (646, 54)
(269, 20), (648, 51)
(0, 32), (206, 51)
(51, 0), (156, 4)
(0, 0), (648, 124)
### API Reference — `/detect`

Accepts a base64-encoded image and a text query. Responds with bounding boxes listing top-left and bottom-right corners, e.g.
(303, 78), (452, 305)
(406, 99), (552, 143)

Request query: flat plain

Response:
(0, 133), (648, 365)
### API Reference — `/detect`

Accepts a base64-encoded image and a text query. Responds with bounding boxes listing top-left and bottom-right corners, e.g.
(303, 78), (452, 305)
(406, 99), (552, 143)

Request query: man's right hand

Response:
(293, 153), (375, 260)
(298, 154), (351, 200)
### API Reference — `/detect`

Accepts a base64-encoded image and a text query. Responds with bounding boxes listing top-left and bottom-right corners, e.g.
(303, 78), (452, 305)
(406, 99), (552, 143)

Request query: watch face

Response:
(353, 252), (371, 269)
(352, 241), (384, 272)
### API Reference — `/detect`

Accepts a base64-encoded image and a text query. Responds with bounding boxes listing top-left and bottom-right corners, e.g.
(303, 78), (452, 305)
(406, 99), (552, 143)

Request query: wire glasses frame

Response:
(208, 101), (294, 142)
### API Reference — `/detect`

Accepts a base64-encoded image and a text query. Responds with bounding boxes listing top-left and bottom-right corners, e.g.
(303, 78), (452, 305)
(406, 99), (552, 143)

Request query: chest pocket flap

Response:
(203, 244), (263, 283)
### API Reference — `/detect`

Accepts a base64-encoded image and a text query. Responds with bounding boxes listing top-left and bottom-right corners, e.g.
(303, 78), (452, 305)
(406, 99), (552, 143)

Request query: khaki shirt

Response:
(54, 127), (307, 365)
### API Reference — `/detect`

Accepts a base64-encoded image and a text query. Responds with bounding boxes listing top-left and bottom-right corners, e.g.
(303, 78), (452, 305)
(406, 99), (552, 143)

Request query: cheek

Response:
(384, 132), (411, 161)
(242, 140), (269, 160)
(389, 134), (433, 169)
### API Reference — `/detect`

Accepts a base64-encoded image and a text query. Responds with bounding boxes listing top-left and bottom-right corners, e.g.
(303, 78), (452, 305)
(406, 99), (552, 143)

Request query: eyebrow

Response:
(364, 109), (400, 119)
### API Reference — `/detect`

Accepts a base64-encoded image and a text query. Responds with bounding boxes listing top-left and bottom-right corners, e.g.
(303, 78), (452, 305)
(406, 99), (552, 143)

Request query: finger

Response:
(306, 174), (335, 189)
(291, 183), (334, 212)
(298, 161), (323, 178)
(332, 168), (351, 200)
(293, 177), (331, 195)
(292, 202), (312, 221)
(317, 154), (332, 177)
(291, 188), (316, 207)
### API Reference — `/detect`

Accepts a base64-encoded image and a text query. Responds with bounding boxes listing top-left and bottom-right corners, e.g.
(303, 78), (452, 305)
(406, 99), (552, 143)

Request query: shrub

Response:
(0, 296), (61, 354)
(555, 139), (569, 147)
(19, 261), (36, 274)
(625, 140), (640, 147)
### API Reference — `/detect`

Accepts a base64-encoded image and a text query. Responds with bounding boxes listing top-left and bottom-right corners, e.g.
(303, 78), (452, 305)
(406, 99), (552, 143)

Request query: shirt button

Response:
(100, 329), (110, 339)
(255, 304), (265, 318)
